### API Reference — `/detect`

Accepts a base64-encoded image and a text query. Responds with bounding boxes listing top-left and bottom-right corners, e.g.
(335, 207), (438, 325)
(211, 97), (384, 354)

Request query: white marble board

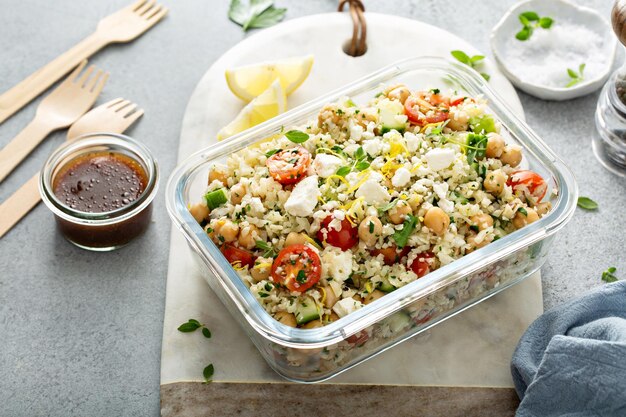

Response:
(161, 12), (542, 387)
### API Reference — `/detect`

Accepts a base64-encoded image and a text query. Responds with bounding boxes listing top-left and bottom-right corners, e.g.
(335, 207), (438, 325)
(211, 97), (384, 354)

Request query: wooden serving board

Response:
(161, 12), (539, 416)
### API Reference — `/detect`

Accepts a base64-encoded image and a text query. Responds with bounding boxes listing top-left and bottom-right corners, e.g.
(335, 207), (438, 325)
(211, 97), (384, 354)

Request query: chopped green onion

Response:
(205, 188), (228, 209)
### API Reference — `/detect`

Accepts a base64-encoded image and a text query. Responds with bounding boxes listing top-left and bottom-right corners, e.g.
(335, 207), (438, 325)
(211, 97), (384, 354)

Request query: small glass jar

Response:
(40, 133), (159, 251)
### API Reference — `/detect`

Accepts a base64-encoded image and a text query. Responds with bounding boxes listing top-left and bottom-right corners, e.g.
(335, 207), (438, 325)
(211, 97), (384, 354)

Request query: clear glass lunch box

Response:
(165, 57), (578, 383)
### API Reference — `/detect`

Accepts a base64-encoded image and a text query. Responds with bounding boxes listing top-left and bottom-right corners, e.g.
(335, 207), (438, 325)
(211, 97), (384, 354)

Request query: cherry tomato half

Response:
(408, 251), (435, 278)
(271, 244), (322, 292)
(404, 93), (450, 127)
(221, 244), (255, 269)
(317, 216), (358, 251)
(370, 245), (410, 266)
(507, 170), (547, 203)
(266, 146), (312, 186)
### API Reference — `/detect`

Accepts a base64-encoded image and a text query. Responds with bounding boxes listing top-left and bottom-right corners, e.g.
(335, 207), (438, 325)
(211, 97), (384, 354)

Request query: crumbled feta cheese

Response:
(332, 297), (363, 318)
(362, 138), (384, 157)
(425, 148), (455, 171)
(432, 182), (449, 200)
(403, 132), (420, 152)
(350, 123), (364, 141)
(313, 154), (344, 178)
(391, 167), (411, 188)
(321, 248), (354, 282)
(284, 175), (320, 217)
(355, 173), (391, 204)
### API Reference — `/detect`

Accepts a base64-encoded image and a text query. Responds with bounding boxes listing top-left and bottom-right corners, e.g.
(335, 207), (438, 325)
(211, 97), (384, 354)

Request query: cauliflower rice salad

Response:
(190, 84), (552, 329)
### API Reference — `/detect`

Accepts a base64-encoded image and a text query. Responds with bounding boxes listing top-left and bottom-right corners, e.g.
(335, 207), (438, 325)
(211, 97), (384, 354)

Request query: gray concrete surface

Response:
(0, 0), (623, 416)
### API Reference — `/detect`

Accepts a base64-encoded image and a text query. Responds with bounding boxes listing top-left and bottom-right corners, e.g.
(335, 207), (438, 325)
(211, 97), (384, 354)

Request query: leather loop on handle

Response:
(338, 0), (367, 56)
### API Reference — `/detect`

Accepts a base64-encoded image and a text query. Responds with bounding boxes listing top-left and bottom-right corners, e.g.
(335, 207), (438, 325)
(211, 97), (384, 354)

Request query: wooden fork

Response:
(0, 0), (167, 124)
(0, 60), (108, 183)
(0, 98), (144, 239)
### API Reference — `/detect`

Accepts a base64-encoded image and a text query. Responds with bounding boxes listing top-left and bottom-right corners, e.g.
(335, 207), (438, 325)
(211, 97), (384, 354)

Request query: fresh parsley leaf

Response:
(565, 63), (585, 88)
(450, 50), (471, 65)
(602, 266), (618, 283)
(335, 166), (351, 177)
(178, 319), (202, 332)
(450, 50), (490, 81)
(392, 214), (418, 249)
(296, 270), (307, 283)
(265, 148), (281, 157)
(516, 11), (553, 41)
(577, 196), (598, 211)
(202, 327), (212, 339)
(355, 161), (370, 171)
(255, 240), (277, 257)
(228, 0), (285, 31)
(203, 363), (215, 383)
(285, 130), (309, 143)
(354, 146), (365, 160)
(465, 133), (488, 165)
(368, 221), (374, 233)
(517, 207), (528, 216)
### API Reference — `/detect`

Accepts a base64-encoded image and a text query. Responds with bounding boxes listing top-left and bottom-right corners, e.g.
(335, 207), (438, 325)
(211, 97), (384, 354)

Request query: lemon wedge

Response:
(225, 55), (314, 102)
(217, 80), (286, 140)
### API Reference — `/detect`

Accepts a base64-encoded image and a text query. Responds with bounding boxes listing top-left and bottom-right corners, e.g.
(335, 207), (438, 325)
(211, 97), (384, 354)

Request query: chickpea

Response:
(512, 208), (539, 229)
(230, 182), (247, 205)
(250, 257), (272, 282)
(536, 201), (552, 216)
(407, 195), (422, 212)
(388, 200), (412, 225)
(486, 133), (505, 158)
(352, 294), (364, 303)
(424, 207), (450, 236)
(274, 311), (297, 328)
(285, 232), (308, 247)
(447, 110), (470, 131)
(483, 169), (508, 195)
(358, 216), (383, 247)
(302, 320), (323, 329)
(500, 145), (522, 167)
(469, 213), (494, 231)
(189, 202), (209, 224)
(208, 165), (229, 185)
(363, 290), (385, 305)
(387, 86), (411, 104)
(238, 224), (260, 250)
(214, 219), (239, 243)
(322, 285), (338, 308)
(325, 312), (340, 324)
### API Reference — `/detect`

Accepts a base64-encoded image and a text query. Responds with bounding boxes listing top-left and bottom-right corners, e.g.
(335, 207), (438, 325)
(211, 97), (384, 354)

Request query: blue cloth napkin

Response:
(511, 281), (626, 417)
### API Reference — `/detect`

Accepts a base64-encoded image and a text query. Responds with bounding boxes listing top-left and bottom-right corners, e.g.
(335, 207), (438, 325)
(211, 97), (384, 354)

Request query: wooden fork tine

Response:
(77, 65), (95, 87)
(137, 0), (156, 15)
(145, 5), (163, 20)
(86, 70), (104, 91)
(123, 108), (144, 127)
(129, 0), (148, 12)
(67, 60), (88, 83)
(91, 72), (109, 96)
(121, 103), (138, 116)
(147, 6), (168, 23)
(103, 98), (125, 108)
(111, 99), (131, 111)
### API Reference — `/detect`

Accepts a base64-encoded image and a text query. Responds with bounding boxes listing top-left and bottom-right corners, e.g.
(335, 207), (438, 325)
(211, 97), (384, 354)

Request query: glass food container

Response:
(166, 57), (577, 382)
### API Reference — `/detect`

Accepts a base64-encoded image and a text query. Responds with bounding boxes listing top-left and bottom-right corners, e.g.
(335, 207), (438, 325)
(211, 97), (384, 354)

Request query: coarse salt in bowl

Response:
(491, 0), (617, 101)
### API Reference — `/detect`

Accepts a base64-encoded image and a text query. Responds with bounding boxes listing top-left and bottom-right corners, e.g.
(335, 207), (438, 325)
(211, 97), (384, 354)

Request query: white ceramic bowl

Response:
(491, 0), (617, 101)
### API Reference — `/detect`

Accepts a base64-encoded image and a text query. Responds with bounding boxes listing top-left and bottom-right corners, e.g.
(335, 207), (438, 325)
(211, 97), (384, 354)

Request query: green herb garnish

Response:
(178, 319), (212, 339)
(296, 270), (307, 284)
(265, 148), (282, 157)
(204, 188), (228, 210)
(516, 11), (553, 41)
(517, 207), (528, 216)
(465, 133), (488, 166)
(335, 166), (351, 177)
(255, 240), (277, 258)
(469, 115), (496, 134)
(377, 199), (398, 215)
(203, 363), (215, 383)
(285, 130), (309, 144)
(566, 64), (585, 88)
(450, 50), (490, 81)
(334, 146), (369, 176)
(368, 221), (374, 234)
(392, 214), (418, 248)
(602, 267), (618, 283)
(228, 0), (286, 32)
(577, 196), (597, 211)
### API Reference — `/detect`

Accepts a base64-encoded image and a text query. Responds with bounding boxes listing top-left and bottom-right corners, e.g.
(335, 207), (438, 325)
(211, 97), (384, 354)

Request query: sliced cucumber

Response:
(469, 114), (497, 134)
(384, 311), (412, 333)
(295, 297), (320, 325)
(377, 98), (406, 134)
(378, 277), (396, 293)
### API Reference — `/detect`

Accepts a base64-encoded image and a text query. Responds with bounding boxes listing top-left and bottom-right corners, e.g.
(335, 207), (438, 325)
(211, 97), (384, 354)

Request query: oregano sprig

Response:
(566, 64), (586, 88)
(178, 319), (212, 339)
(601, 267), (618, 283)
(228, 0), (286, 32)
(450, 50), (490, 81)
(516, 11), (554, 41)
